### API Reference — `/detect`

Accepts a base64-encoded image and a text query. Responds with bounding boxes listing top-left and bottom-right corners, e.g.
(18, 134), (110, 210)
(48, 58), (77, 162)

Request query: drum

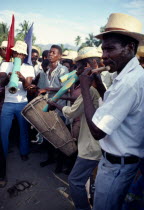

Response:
(21, 95), (77, 156)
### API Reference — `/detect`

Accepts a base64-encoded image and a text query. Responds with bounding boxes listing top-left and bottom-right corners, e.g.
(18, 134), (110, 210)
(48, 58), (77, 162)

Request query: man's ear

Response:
(126, 42), (135, 55)
(123, 43), (135, 57)
(59, 54), (62, 60)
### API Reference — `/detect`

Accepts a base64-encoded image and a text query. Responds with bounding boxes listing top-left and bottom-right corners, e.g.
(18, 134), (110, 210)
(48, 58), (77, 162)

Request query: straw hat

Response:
(75, 47), (102, 62)
(11, 41), (27, 55)
(137, 46), (144, 57)
(96, 13), (144, 45)
(62, 50), (78, 61)
(0, 41), (8, 48)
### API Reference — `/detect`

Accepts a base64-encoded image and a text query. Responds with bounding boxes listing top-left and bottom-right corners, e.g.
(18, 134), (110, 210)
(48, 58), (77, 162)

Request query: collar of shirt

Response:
(47, 62), (60, 75)
(114, 57), (140, 81)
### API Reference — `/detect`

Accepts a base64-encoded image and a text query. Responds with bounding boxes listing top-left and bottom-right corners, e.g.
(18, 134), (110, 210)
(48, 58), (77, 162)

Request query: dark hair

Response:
(42, 59), (49, 68)
(42, 50), (49, 60)
(32, 49), (39, 54)
(38, 57), (43, 62)
(103, 33), (139, 55)
(51, 45), (62, 55)
(82, 57), (101, 66)
(62, 59), (73, 67)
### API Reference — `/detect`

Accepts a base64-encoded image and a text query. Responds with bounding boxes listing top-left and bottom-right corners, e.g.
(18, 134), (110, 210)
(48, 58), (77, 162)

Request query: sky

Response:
(0, 0), (144, 46)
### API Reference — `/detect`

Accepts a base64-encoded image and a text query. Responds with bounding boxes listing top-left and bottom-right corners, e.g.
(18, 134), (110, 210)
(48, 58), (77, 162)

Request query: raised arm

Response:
(79, 71), (106, 140)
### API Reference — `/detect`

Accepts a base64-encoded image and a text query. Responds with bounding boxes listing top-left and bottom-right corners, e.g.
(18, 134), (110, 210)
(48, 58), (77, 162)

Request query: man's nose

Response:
(102, 51), (108, 60)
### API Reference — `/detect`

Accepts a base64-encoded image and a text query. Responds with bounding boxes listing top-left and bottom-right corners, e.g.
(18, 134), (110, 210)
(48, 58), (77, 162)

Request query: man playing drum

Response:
(48, 47), (106, 210)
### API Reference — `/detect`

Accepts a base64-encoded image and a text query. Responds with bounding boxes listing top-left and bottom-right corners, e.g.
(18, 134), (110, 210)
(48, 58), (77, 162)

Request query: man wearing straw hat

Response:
(79, 13), (144, 210)
(0, 40), (34, 161)
(48, 46), (106, 210)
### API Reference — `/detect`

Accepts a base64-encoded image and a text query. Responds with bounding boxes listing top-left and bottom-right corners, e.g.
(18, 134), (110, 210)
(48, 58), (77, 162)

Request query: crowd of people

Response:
(0, 12), (144, 210)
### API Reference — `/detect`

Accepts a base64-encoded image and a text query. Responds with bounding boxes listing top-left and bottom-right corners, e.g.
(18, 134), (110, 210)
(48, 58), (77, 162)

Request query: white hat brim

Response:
(11, 46), (27, 55)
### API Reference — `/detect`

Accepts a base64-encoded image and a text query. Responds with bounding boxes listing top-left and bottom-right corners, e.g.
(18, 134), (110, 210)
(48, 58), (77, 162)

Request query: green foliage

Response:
(76, 25), (105, 50)
(0, 23), (9, 44)
(60, 44), (69, 52)
(75, 36), (81, 46)
(100, 25), (106, 33)
(15, 20), (36, 44)
(0, 20), (36, 45)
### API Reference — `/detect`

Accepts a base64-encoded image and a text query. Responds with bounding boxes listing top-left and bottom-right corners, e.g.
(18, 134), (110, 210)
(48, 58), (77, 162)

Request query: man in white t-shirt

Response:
(79, 13), (144, 210)
(0, 41), (34, 161)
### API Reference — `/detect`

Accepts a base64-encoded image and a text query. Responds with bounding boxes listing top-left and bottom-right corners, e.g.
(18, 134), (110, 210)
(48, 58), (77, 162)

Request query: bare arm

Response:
(60, 95), (77, 102)
(0, 72), (9, 87)
(16, 71), (33, 90)
(47, 100), (63, 112)
(38, 87), (61, 95)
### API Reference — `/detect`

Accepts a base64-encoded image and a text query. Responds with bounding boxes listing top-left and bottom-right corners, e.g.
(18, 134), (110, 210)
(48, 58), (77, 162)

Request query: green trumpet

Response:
(8, 57), (21, 94)
(43, 73), (79, 112)
(60, 70), (77, 83)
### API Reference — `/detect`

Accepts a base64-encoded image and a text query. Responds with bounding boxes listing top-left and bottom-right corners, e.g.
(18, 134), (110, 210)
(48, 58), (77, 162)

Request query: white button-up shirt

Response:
(92, 57), (144, 158)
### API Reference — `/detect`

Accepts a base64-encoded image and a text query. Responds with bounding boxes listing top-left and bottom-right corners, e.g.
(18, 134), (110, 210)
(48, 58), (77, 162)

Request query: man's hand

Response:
(0, 72), (9, 87)
(47, 100), (63, 111)
(38, 88), (47, 95)
(79, 68), (93, 89)
(27, 84), (39, 96)
(47, 100), (57, 111)
(16, 71), (25, 82)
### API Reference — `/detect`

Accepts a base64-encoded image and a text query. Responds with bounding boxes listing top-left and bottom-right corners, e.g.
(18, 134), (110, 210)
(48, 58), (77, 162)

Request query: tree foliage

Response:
(0, 23), (9, 44)
(16, 20), (36, 44)
(76, 25), (106, 51)
(0, 20), (36, 45)
(75, 36), (81, 46)
(60, 44), (69, 53)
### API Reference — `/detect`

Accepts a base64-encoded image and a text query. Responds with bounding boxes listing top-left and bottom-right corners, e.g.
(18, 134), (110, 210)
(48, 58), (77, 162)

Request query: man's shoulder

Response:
(0, 62), (13, 73)
(58, 63), (69, 73)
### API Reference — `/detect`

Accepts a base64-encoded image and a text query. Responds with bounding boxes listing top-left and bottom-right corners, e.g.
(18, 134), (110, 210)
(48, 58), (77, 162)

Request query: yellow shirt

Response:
(62, 86), (102, 160)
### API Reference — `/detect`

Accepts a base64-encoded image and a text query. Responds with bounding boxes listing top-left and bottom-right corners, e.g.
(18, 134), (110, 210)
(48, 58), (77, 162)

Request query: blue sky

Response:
(0, 0), (144, 45)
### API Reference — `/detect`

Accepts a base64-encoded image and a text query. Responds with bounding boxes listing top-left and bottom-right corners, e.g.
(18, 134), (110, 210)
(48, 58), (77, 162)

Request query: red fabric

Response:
(5, 15), (15, 62)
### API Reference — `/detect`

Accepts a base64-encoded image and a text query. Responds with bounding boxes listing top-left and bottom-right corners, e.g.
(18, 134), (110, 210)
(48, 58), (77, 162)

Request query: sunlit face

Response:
(49, 48), (61, 63)
(31, 52), (39, 66)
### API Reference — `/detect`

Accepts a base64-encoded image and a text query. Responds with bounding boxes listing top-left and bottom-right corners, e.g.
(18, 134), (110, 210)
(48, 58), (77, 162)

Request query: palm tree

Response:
(100, 25), (106, 33)
(0, 23), (9, 44)
(75, 36), (81, 46)
(60, 44), (68, 53)
(78, 42), (88, 51)
(85, 33), (100, 47)
(16, 20), (30, 38)
(16, 20), (36, 44)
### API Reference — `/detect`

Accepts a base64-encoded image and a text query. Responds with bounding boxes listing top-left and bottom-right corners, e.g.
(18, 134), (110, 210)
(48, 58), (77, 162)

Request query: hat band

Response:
(105, 27), (127, 32)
